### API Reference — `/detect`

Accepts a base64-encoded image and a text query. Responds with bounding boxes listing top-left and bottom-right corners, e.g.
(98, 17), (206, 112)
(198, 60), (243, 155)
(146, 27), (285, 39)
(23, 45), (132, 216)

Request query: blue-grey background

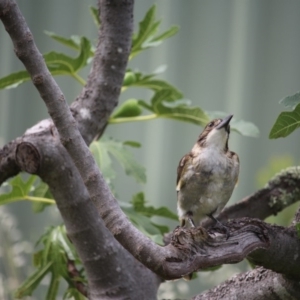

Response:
(1, 1), (300, 299)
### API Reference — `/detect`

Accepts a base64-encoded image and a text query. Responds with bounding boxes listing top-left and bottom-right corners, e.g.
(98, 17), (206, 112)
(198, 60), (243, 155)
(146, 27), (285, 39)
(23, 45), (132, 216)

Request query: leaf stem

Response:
(108, 114), (158, 124)
(72, 73), (86, 85)
(25, 196), (55, 204)
(0, 196), (55, 206)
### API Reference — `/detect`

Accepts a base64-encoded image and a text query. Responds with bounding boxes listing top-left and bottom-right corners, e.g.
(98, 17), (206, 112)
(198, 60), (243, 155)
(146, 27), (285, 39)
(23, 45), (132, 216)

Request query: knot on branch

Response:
(164, 218), (269, 279)
(171, 226), (209, 258)
(16, 142), (40, 173)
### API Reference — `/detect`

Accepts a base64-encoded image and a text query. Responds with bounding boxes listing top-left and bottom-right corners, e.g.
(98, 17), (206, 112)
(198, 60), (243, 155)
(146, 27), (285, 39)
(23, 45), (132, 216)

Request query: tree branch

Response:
(248, 225), (300, 280)
(15, 133), (159, 299)
(194, 267), (300, 300)
(0, 138), (20, 183)
(71, 1), (133, 144)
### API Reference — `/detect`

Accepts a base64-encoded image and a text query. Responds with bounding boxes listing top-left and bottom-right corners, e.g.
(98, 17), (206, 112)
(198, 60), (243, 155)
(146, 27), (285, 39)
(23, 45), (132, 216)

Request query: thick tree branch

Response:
(194, 267), (300, 300)
(165, 218), (300, 280)
(248, 224), (300, 280)
(15, 133), (159, 299)
(71, 2), (132, 144)
(0, 139), (20, 183)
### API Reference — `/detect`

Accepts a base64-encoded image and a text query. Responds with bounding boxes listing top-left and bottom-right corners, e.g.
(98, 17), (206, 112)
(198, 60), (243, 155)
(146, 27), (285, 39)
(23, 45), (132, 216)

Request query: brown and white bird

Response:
(176, 114), (239, 234)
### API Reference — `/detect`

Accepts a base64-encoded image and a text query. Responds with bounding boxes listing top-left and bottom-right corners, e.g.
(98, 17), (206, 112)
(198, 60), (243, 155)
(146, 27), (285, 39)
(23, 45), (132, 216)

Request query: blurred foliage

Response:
(256, 155), (299, 226)
(0, 175), (54, 212)
(256, 155), (295, 188)
(15, 225), (85, 299)
(0, 206), (33, 299)
(90, 137), (146, 193)
(270, 92), (300, 139)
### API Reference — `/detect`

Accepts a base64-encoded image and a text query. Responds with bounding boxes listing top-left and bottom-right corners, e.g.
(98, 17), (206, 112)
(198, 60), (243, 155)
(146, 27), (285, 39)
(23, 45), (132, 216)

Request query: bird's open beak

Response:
(216, 114), (233, 130)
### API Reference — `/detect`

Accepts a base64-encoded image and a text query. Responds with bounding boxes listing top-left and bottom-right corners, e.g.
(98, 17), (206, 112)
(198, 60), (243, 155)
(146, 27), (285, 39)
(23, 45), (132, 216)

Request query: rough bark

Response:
(194, 267), (300, 300)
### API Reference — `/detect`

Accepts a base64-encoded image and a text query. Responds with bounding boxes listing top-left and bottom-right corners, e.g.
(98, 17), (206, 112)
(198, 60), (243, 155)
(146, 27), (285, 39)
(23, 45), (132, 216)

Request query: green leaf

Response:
(151, 223), (170, 235)
(72, 37), (92, 70)
(207, 111), (260, 137)
(269, 103), (300, 139)
(158, 104), (209, 125)
(31, 180), (53, 212)
(0, 174), (54, 210)
(46, 275), (60, 300)
(135, 78), (182, 100)
(131, 6), (158, 57)
(123, 70), (183, 100)
(120, 192), (177, 244)
(131, 192), (177, 220)
(111, 99), (142, 118)
(89, 6), (101, 27)
(21, 225), (82, 298)
(151, 25), (179, 43)
(36, 226), (78, 282)
(124, 207), (162, 235)
(0, 36), (92, 90)
(0, 70), (30, 89)
(90, 139), (116, 187)
(15, 262), (53, 298)
(150, 90), (209, 125)
(122, 206), (164, 244)
(130, 5), (179, 59)
(279, 91), (300, 109)
(138, 99), (155, 112)
(0, 175), (37, 205)
(90, 137), (146, 184)
(104, 139), (146, 183)
(44, 36), (92, 75)
(44, 31), (81, 51)
(123, 71), (137, 86)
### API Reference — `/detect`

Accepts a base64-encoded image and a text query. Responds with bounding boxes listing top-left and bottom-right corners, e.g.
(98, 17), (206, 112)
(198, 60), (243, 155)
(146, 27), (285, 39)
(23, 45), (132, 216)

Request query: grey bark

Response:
(194, 267), (300, 300)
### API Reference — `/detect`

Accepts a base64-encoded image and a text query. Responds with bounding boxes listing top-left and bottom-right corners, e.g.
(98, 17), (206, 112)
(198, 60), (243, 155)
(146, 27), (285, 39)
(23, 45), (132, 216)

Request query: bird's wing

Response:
(227, 150), (240, 186)
(176, 153), (193, 192)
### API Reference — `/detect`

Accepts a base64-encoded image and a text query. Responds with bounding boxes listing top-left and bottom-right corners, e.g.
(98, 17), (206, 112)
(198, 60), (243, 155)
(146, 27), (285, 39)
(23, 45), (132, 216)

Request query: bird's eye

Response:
(207, 122), (214, 128)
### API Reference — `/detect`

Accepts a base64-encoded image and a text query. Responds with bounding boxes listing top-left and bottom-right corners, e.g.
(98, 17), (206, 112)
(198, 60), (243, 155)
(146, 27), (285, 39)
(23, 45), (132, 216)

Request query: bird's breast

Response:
(177, 148), (239, 221)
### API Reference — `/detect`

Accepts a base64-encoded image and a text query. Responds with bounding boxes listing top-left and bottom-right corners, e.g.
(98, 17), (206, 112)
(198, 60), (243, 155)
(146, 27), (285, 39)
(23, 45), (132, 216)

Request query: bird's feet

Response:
(181, 211), (196, 228)
(207, 214), (230, 239)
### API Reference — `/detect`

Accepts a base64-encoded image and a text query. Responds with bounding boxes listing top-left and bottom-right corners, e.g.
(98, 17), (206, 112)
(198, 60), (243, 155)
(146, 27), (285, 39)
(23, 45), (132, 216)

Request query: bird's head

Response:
(197, 114), (233, 151)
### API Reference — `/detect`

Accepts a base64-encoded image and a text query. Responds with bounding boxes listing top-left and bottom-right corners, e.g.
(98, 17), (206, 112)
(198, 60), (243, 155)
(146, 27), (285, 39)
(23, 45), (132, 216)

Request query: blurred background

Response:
(1, 0), (300, 299)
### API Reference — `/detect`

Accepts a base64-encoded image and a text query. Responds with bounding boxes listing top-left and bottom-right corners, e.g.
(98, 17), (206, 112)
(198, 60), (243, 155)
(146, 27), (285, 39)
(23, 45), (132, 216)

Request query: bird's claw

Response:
(212, 221), (230, 240)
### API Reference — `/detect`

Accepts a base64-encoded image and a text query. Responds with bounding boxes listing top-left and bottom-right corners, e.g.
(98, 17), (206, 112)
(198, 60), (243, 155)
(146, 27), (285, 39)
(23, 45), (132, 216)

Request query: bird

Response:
(176, 114), (239, 235)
